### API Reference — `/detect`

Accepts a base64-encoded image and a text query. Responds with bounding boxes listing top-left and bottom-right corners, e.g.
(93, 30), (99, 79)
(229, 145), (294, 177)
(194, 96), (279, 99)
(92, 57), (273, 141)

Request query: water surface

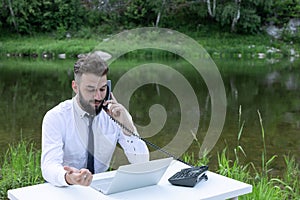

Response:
(0, 56), (299, 175)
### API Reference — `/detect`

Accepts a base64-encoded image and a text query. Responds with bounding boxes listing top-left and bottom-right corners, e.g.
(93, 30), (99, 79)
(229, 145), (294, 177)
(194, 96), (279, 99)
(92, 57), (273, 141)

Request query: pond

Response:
(0, 56), (299, 175)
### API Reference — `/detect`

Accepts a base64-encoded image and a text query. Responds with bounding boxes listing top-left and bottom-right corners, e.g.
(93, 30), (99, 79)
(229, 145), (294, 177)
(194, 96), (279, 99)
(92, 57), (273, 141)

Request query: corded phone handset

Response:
(102, 80), (111, 111)
(99, 80), (208, 187)
(95, 80), (111, 115)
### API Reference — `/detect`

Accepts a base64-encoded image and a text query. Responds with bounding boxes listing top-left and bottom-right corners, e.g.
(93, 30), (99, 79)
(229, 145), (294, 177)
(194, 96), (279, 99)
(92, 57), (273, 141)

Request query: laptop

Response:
(90, 157), (173, 194)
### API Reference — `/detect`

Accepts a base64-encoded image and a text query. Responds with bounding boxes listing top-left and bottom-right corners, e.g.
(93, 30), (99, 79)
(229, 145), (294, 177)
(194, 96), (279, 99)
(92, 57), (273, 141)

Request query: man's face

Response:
(75, 73), (108, 115)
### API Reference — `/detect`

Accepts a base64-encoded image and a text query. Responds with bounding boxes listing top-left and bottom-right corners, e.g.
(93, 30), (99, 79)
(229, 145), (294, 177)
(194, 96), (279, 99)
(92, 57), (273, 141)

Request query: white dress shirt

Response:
(41, 96), (149, 186)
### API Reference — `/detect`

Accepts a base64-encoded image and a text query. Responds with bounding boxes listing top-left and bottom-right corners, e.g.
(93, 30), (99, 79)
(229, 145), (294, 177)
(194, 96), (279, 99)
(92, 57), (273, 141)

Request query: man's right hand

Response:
(64, 166), (93, 186)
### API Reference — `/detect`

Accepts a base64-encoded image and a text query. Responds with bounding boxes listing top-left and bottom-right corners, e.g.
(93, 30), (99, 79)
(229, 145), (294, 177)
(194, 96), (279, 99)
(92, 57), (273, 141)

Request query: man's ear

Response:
(72, 80), (78, 94)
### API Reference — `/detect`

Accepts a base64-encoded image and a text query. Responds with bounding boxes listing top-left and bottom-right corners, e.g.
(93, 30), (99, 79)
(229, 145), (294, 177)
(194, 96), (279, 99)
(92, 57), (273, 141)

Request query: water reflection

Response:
(0, 57), (299, 175)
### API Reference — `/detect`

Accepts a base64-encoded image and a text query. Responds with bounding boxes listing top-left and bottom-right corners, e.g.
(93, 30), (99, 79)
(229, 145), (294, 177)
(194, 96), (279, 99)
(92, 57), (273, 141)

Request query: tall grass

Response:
(184, 107), (300, 199)
(0, 140), (43, 199)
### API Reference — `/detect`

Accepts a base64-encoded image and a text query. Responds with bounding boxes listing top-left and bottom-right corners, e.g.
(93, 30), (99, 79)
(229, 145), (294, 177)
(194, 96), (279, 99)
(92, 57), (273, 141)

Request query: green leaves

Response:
(0, 0), (299, 35)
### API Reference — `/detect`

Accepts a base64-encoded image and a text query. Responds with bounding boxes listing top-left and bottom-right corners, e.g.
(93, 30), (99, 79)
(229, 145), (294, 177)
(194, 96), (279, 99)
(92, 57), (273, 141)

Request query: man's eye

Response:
(100, 88), (106, 92)
(87, 89), (96, 93)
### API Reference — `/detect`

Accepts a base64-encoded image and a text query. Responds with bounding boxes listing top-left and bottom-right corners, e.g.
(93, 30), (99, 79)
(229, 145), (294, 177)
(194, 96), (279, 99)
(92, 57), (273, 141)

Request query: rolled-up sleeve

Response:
(118, 131), (150, 164)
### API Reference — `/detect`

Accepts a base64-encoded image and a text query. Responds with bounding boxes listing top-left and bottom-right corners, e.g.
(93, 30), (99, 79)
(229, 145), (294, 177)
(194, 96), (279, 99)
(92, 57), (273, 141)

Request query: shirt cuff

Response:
(57, 169), (69, 187)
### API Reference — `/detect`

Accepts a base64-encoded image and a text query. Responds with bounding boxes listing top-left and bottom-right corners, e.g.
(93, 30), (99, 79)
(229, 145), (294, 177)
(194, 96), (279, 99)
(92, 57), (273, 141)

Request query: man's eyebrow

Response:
(100, 84), (108, 89)
(86, 84), (107, 89)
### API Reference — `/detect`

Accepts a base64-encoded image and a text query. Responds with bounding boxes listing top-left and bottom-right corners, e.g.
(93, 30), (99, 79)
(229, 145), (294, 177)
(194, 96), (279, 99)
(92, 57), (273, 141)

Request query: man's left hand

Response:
(103, 93), (137, 136)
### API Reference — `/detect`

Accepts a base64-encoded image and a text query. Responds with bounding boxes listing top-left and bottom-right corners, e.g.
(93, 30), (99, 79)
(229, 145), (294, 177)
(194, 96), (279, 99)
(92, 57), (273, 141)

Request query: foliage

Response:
(2, 0), (86, 34)
(236, 8), (261, 34)
(123, 0), (153, 28)
(156, 0), (209, 29)
(270, 0), (300, 26)
(5, 0), (42, 34)
(281, 155), (300, 199)
(0, 0), (299, 35)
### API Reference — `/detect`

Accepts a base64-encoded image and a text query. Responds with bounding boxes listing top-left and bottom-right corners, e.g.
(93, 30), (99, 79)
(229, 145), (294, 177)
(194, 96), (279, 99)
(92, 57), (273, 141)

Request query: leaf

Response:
(266, 155), (277, 167)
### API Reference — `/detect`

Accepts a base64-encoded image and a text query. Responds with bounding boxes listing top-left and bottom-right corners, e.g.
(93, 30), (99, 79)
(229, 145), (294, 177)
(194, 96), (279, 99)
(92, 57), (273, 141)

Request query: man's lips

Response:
(93, 100), (103, 107)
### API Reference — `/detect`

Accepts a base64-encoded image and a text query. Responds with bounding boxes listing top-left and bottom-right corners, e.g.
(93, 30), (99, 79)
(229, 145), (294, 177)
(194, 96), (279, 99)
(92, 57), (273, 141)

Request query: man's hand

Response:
(64, 166), (93, 186)
(103, 93), (137, 136)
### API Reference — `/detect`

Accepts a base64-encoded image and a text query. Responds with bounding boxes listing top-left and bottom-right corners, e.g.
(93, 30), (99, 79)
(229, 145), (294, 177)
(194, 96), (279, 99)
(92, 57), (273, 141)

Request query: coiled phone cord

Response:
(104, 110), (193, 167)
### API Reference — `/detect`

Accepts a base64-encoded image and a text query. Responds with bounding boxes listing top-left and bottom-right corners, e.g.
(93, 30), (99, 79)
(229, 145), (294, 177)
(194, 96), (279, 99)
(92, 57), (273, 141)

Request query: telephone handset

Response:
(102, 80), (208, 187)
(95, 80), (111, 115)
(102, 80), (111, 111)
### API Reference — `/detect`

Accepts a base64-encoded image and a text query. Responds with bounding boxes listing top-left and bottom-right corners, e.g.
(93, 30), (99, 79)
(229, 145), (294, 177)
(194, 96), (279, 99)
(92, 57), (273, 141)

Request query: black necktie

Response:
(87, 115), (95, 174)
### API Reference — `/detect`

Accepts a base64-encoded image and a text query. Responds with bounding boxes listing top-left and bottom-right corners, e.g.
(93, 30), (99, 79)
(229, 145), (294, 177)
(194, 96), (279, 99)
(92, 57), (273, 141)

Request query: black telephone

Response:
(100, 80), (208, 187)
(96, 80), (111, 115)
(168, 165), (208, 187)
(102, 80), (111, 111)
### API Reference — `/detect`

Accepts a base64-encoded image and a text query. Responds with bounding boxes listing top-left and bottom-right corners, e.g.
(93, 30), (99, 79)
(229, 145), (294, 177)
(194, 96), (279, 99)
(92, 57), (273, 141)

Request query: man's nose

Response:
(94, 90), (102, 100)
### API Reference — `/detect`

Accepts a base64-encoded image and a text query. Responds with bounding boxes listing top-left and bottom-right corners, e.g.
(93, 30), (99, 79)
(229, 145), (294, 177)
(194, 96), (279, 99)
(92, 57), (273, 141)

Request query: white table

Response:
(8, 160), (252, 200)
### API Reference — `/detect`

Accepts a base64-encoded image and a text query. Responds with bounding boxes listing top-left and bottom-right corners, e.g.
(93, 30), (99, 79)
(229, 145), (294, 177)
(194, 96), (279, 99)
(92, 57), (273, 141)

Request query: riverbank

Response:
(0, 30), (299, 60)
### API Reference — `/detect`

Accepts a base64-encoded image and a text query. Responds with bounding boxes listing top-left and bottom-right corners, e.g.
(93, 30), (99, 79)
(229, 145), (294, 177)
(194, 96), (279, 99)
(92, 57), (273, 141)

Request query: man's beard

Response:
(78, 90), (103, 115)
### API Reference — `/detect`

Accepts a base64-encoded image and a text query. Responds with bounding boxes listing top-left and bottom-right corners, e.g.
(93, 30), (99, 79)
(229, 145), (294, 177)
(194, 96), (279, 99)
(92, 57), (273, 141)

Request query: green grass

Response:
(0, 34), (100, 58)
(0, 140), (44, 199)
(0, 30), (298, 59)
(183, 108), (300, 199)
(184, 150), (300, 199)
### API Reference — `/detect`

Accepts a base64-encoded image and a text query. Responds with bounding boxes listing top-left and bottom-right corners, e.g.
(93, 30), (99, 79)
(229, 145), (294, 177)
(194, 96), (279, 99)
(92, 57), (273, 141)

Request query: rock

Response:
(266, 25), (282, 39)
(265, 18), (300, 39)
(77, 51), (112, 61)
(258, 53), (266, 59)
(287, 18), (300, 34)
(58, 54), (66, 59)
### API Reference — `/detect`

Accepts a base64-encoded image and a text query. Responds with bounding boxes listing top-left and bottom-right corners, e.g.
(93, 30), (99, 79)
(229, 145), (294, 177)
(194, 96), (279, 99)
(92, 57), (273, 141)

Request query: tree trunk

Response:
(7, 0), (18, 32)
(156, 12), (161, 27)
(207, 0), (216, 18)
(156, 0), (166, 27)
(231, 0), (241, 32)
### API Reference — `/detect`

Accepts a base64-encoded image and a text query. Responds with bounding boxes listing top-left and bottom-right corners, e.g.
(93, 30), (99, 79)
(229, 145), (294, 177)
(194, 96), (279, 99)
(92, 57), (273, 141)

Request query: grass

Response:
(0, 34), (99, 58)
(0, 111), (299, 199)
(183, 108), (300, 199)
(0, 140), (44, 199)
(0, 30), (299, 60)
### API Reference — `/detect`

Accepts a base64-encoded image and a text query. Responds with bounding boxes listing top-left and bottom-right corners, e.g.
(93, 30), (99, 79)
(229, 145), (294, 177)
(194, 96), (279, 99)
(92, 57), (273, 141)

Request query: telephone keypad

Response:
(168, 166), (208, 187)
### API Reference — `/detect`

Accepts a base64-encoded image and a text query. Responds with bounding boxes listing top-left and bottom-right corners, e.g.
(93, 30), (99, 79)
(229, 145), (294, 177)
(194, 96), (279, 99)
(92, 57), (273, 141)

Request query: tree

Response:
(207, 0), (216, 18)
(7, 0), (18, 32)
(155, 0), (167, 27)
(231, 0), (241, 32)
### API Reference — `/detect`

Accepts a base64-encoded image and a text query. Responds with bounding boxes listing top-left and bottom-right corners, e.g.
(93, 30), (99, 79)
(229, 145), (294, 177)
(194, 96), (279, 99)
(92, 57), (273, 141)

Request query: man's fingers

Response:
(64, 167), (93, 186)
(79, 171), (93, 186)
(64, 166), (75, 174)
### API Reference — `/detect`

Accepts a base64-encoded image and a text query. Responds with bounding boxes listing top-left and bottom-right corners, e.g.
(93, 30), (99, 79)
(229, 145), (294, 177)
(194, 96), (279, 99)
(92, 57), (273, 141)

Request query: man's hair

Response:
(74, 52), (109, 82)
